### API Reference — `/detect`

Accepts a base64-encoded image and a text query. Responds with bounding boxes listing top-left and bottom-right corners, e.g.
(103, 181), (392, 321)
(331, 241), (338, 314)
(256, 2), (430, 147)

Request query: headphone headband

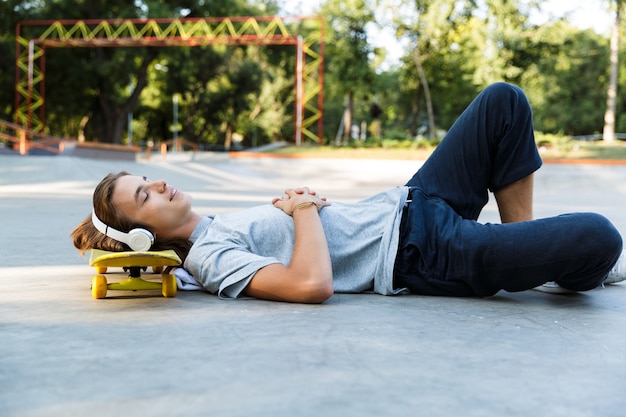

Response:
(91, 210), (154, 252)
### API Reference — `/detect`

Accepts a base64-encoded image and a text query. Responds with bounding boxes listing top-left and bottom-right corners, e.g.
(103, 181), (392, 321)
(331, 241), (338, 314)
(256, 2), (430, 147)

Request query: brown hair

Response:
(70, 171), (192, 261)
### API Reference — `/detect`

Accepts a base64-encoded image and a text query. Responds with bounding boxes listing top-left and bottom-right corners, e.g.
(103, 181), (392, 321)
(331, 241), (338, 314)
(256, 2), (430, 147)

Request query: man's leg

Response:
(396, 196), (623, 296)
(494, 173), (534, 223)
(396, 83), (622, 295)
(475, 213), (623, 293)
(405, 82), (542, 221)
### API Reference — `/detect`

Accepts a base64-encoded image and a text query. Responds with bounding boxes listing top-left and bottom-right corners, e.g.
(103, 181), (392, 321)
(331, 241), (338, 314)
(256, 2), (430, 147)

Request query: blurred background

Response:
(1, 0), (624, 152)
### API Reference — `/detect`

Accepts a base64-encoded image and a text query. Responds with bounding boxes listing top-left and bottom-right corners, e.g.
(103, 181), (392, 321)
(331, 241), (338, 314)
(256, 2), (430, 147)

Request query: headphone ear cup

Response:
(127, 228), (154, 251)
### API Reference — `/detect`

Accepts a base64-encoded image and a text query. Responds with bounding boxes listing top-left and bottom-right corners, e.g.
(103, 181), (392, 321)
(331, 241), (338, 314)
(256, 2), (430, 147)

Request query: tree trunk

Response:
(77, 115), (90, 143)
(603, 2), (621, 142)
(94, 48), (155, 143)
(224, 123), (233, 150)
(409, 96), (419, 137)
(111, 113), (127, 145)
(413, 48), (436, 140)
(342, 90), (354, 144)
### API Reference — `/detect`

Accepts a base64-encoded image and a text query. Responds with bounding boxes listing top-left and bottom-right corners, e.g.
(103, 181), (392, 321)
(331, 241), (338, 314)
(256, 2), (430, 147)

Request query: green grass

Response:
(265, 145), (436, 160)
(538, 141), (626, 160)
(262, 140), (626, 161)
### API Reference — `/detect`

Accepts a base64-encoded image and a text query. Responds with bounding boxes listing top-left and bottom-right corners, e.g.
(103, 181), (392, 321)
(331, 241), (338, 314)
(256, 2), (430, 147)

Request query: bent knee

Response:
(587, 213), (622, 250)
(571, 213), (623, 263)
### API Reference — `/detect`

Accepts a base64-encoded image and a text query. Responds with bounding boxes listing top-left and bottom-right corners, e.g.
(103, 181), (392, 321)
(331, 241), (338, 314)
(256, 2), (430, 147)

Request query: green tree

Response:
(7, 0), (281, 146)
(603, 0), (624, 141)
(520, 22), (609, 136)
(249, 46), (296, 144)
(474, 0), (534, 86)
(0, 0), (23, 122)
(15, 0), (178, 142)
(3, 0), (624, 149)
(387, 0), (480, 137)
(320, 0), (377, 144)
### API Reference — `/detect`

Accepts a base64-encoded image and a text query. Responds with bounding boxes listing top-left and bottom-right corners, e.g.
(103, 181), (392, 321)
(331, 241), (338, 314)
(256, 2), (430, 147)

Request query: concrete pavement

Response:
(1, 152), (626, 417)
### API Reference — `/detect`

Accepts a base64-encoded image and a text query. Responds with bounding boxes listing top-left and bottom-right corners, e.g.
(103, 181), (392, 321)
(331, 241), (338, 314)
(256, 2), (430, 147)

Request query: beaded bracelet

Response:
(292, 201), (317, 213)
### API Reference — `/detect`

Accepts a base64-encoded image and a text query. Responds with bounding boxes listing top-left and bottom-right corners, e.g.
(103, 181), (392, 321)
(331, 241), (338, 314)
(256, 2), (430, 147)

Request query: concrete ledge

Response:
(71, 141), (141, 160)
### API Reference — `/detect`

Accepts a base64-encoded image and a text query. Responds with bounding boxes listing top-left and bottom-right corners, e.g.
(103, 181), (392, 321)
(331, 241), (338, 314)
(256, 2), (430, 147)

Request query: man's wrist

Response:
(292, 201), (317, 214)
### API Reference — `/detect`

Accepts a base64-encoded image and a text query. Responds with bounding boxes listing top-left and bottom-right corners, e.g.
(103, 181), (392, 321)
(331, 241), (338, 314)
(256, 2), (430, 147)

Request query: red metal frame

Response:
(15, 16), (324, 144)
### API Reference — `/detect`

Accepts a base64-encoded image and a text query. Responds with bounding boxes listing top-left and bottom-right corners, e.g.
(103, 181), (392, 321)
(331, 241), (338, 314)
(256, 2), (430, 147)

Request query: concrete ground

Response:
(1, 152), (626, 417)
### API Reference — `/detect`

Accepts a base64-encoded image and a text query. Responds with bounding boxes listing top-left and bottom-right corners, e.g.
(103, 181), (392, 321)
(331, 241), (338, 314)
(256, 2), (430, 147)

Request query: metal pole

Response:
(295, 36), (303, 146)
(127, 111), (133, 145)
(127, 79), (134, 145)
(173, 93), (179, 139)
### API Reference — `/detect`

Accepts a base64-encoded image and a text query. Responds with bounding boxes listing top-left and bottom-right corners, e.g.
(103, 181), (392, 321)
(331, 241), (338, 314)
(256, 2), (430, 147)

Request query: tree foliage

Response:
(0, 0), (624, 147)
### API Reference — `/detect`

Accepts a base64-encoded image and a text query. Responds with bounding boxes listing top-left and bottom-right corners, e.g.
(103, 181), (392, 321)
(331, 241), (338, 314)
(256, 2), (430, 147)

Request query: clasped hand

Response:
(272, 187), (331, 216)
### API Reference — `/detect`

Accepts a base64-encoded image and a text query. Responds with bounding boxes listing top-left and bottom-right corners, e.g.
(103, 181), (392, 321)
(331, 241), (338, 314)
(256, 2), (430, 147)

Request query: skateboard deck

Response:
(88, 249), (182, 299)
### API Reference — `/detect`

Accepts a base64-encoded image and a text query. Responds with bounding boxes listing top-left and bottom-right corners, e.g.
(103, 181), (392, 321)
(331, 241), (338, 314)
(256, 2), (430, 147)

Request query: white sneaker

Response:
(532, 281), (574, 294)
(605, 251), (626, 284)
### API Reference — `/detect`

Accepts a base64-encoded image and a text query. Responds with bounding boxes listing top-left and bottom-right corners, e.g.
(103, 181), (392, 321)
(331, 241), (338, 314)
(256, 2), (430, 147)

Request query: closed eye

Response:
(142, 177), (149, 204)
(135, 176), (150, 206)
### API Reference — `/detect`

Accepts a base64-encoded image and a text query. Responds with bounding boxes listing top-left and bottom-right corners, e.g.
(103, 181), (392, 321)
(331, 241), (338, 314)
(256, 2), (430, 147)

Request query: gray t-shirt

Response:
(184, 186), (409, 299)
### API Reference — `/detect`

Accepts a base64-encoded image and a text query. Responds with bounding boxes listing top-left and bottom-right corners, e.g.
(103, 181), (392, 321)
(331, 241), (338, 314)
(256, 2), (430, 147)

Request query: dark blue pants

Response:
(394, 83), (623, 296)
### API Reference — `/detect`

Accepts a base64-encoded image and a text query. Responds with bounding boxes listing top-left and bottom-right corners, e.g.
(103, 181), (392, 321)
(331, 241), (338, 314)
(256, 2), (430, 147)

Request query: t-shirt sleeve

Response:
(188, 244), (281, 299)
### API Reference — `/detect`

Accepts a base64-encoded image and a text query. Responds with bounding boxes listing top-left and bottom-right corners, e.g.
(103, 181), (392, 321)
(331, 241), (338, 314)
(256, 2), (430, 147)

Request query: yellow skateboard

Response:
(88, 249), (181, 299)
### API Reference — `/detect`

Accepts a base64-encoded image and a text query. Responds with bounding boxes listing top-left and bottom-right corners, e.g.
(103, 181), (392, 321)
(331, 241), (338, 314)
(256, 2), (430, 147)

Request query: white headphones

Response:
(91, 210), (154, 252)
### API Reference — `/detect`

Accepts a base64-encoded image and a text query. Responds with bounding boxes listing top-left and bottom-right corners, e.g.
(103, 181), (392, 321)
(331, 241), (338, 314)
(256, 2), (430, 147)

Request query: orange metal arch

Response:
(15, 16), (324, 144)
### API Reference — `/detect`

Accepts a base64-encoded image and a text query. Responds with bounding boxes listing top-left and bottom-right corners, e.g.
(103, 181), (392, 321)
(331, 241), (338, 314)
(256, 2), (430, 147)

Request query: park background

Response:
(3, 4), (626, 415)
(1, 0), (626, 157)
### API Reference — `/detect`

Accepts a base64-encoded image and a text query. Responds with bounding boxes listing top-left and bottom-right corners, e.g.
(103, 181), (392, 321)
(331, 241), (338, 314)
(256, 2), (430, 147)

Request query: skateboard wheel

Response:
(152, 266), (163, 274)
(92, 275), (108, 299)
(161, 274), (177, 298)
(96, 266), (107, 274)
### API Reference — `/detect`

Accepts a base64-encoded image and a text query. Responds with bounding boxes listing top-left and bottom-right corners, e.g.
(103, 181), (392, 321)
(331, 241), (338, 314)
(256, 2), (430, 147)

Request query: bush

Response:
(535, 132), (574, 154)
